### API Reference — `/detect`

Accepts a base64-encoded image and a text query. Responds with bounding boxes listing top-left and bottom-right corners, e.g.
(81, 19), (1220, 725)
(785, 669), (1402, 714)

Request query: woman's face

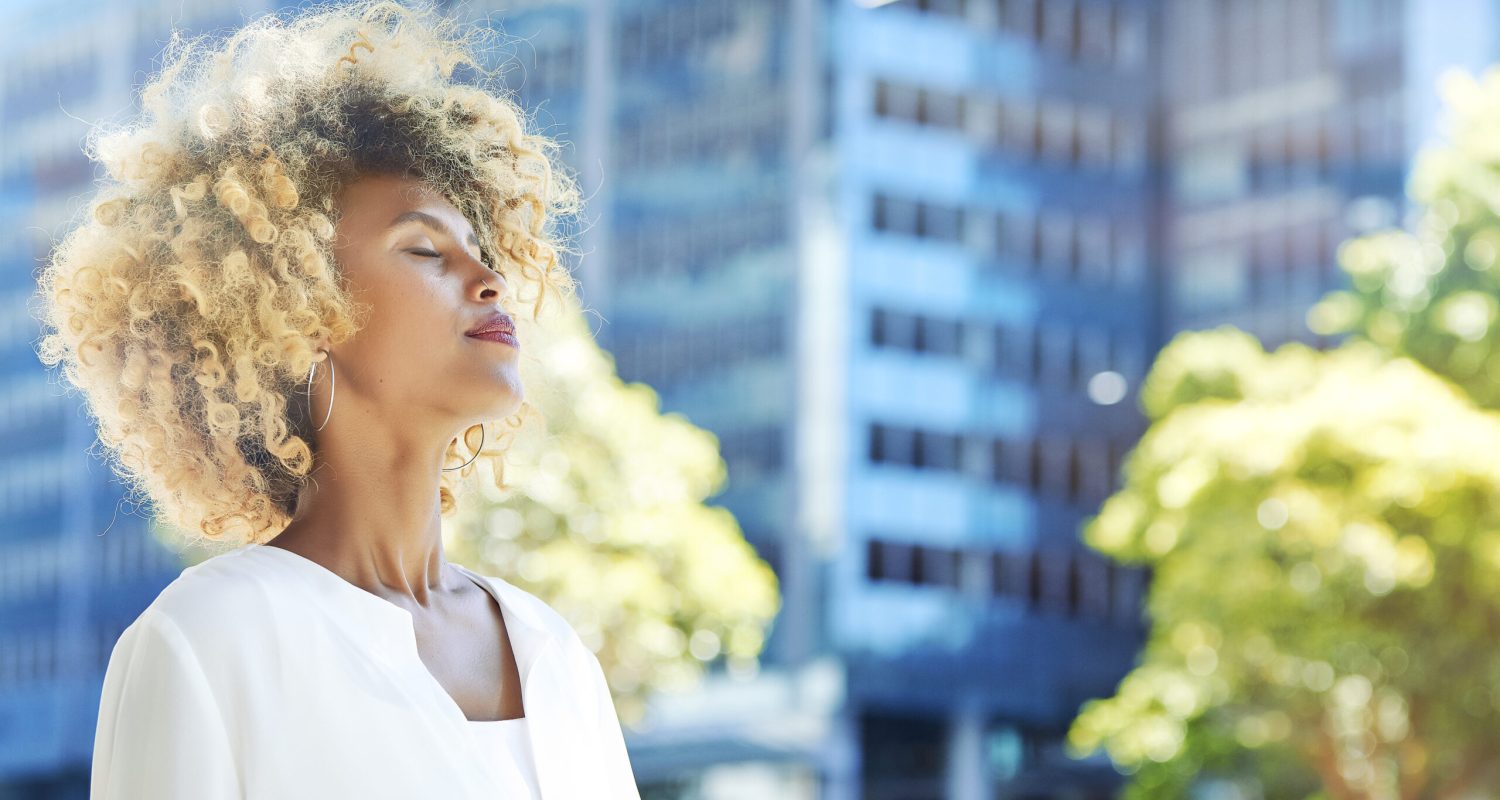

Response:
(325, 171), (522, 439)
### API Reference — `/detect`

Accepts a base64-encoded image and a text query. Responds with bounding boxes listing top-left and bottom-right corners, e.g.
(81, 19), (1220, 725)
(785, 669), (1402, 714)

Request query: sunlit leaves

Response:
(1308, 65), (1500, 410)
(442, 300), (781, 724)
(1069, 328), (1500, 797)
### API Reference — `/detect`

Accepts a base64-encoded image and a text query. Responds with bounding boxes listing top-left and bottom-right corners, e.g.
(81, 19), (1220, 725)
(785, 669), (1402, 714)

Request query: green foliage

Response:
(1071, 334), (1500, 797)
(1071, 66), (1500, 798)
(442, 300), (781, 726)
(1308, 67), (1500, 410)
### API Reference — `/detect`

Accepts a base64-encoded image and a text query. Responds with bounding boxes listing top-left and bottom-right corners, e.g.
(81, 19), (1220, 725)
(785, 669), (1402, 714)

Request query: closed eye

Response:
(407, 249), (493, 270)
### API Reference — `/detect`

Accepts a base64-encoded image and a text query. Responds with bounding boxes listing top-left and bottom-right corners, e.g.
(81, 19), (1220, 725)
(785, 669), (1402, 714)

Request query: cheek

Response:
(360, 279), (459, 355)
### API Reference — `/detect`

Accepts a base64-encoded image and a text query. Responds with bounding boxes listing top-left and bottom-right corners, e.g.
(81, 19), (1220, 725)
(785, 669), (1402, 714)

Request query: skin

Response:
(264, 171), (525, 721)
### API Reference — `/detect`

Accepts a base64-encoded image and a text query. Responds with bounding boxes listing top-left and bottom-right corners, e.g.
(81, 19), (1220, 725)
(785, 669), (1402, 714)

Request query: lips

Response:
(466, 312), (515, 337)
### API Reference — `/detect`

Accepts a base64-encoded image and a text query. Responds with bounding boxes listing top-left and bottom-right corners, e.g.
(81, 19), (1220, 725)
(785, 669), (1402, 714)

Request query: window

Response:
(868, 538), (962, 590)
(1085, 558), (1115, 619)
(1077, 328), (1112, 386)
(1112, 224), (1146, 287)
(1028, 437), (1045, 493)
(1080, 3), (1114, 62)
(1113, 565), (1148, 627)
(870, 423), (914, 466)
(1111, 337), (1145, 382)
(1041, 0), (1076, 53)
(993, 323), (1036, 380)
(1027, 549), (1045, 607)
(1314, 118), (1335, 181)
(1036, 211), (1074, 278)
(917, 87), (966, 130)
(1067, 336), (1084, 390)
(1112, 115), (1146, 177)
(1077, 439), (1112, 506)
(999, 0), (1037, 38)
(914, 316), (963, 357)
(1077, 107), (1112, 170)
(609, 313), (786, 387)
(1176, 247), (1250, 314)
(873, 193), (966, 245)
(1066, 440), (1084, 503)
(913, 545), (961, 588)
(873, 193), (919, 235)
(992, 550), (1013, 596)
(872, 308), (917, 350)
(1038, 325), (1074, 387)
(997, 209), (1036, 267)
(990, 436), (1027, 485)
(914, 430), (962, 471)
(719, 426), (785, 476)
(1107, 438), (1128, 489)
(873, 79), (919, 120)
(1114, 6), (1145, 68)
(867, 538), (913, 582)
(1078, 216), (1112, 285)
(1066, 553), (1082, 615)
(873, 308), (964, 358)
(871, 423), (964, 473)
(1040, 101), (1075, 162)
(1030, 326), (1047, 382)
(1001, 98), (1037, 158)
(989, 546), (1139, 625)
(917, 201), (965, 244)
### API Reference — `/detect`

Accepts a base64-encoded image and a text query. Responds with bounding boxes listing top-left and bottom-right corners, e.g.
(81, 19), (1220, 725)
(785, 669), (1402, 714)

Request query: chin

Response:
(485, 392), (525, 421)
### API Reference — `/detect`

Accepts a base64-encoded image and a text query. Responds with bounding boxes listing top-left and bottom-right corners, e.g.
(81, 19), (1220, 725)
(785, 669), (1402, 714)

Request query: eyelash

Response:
(409, 249), (494, 271)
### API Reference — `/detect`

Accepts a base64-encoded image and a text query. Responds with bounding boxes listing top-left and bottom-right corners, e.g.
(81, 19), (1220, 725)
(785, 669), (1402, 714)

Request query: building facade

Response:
(501, 0), (1160, 796)
(1159, 0), (1500, 349)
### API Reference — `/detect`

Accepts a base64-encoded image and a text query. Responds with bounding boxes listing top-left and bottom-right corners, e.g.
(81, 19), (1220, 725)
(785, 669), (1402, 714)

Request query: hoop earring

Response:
(305, 351), (485, 471)
(306, 353), (334, 432)
(444, 424), (485, 472)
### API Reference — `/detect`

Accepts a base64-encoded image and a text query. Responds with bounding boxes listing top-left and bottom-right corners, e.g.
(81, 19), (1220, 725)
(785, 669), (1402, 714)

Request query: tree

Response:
(1067, 331), (1500, 798)
(1066, 66), (1500, 799)
(442, 300), (781, 725)
(1308, 67), (1500, 410)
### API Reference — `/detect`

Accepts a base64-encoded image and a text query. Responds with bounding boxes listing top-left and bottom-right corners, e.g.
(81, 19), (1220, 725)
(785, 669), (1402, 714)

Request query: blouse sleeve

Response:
(91, 608), (241, 799)
(581, 646), (643, 800)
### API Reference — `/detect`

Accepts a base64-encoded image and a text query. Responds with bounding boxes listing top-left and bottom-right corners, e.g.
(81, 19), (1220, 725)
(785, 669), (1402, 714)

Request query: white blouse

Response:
(468, 718), (542, 799)
(90, 543), (642, 799)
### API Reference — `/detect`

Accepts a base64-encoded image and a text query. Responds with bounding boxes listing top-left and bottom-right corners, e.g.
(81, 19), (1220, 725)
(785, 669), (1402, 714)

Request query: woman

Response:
(34, 1), (638, 797)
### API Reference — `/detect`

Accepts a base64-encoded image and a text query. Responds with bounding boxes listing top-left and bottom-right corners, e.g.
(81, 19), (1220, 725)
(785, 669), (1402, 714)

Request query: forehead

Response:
(333, 172), (482, 249)
(335, 172), (454, 217)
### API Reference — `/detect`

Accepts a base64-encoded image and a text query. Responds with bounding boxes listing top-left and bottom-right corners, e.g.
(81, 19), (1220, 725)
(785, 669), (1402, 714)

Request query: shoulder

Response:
(125, 545), (289, 658)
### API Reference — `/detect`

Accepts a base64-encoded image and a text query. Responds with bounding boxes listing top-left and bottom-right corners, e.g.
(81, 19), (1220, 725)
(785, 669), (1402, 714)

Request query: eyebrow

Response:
(387, 210), (481, 249)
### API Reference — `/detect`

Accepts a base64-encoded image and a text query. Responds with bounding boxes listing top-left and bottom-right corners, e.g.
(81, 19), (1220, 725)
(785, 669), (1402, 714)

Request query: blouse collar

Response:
(224, 543), (598, 797)
(232, 543), (561, 692)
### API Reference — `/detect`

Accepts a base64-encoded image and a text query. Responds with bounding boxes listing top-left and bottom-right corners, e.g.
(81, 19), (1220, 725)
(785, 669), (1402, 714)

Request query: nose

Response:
(468, 256), (506, 299)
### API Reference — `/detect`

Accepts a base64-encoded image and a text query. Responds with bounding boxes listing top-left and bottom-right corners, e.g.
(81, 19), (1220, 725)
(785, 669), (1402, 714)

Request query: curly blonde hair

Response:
(34, 0), (583, 547)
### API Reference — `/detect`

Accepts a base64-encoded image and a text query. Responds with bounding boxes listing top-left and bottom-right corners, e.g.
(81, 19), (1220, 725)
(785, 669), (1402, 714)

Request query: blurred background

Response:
(6, 0), (1500, 798)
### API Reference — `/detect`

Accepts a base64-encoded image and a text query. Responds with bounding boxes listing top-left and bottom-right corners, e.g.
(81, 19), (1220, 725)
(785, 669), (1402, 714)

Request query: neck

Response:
(267, 408), (469, 610)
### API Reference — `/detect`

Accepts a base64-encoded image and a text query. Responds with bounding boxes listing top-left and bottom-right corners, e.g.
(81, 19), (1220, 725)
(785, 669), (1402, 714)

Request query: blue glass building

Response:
(486, 0), (1158, 795)
(1159, 0), (1500, 348)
